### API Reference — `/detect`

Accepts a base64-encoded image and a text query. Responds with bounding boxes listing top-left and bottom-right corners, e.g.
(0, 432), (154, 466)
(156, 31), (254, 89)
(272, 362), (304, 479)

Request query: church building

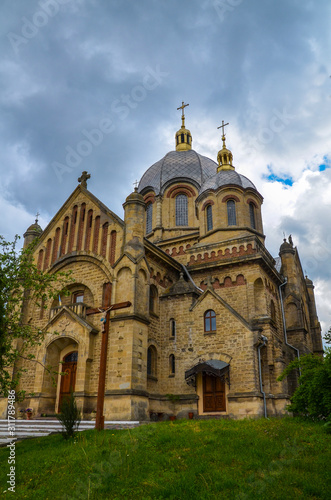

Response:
(4, 104), (323, 421)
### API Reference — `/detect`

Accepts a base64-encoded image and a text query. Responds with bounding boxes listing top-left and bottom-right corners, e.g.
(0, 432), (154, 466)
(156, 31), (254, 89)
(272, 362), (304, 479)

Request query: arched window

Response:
(68, 205), (78, 253)
(63, 351), (78, 363)
(254, 278), (265, 315)
(169, 354), (175, 375)
(84, 209), (93, 251)
(170, 319), (176, 338)
(93, 215), (100, 253)
(60, 216), (70, 256)
(76, 203), (86, 251)
(176, 194), (188, 226)
(44, 238), (52, 270)
(146, 203), (153, 234)
(249, 203), (256, 229)
(101, 222), (108, 257)
(147, 346), (157, 377)
(109, 230), (117, 265)
(204, 310), (216, 332)
(37, 249), (44, 270)
(149, 285), (158, 314)
(51, 227), (61, 264)
(206, 204), (213, 231)
(73, 291), (84, 303)
(227, 200), (236, 226)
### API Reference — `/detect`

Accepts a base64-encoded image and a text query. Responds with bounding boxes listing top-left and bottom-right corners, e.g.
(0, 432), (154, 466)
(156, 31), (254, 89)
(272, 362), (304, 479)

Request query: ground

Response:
(0, 418), (330, 499)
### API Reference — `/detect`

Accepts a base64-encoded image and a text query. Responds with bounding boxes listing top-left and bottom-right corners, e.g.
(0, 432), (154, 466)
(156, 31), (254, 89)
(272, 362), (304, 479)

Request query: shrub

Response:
(278, 348), (331, 420)
(56, 391), (81, 439)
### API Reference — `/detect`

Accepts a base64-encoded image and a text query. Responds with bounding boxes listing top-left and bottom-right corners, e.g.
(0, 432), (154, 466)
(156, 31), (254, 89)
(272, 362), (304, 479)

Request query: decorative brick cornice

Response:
(246, 198), (258, 207)
(144, 194), (155, 204)
(188, 244), (256, 265)
(222, 194), (240, 203)
(201, 200), (215, 211)
(165, 243), (191, 257)
(200, 274), (246, 290)
(166, 184), (196, 198)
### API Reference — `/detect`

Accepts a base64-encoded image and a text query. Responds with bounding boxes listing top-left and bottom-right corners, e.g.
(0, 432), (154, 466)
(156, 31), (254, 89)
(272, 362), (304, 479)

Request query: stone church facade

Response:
(3, 110), (323, 421)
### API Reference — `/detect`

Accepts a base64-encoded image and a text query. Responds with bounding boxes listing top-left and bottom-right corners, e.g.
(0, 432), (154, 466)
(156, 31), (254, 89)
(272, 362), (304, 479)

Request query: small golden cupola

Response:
(217, 120), (234, 172)
(175, 101), (192, 151)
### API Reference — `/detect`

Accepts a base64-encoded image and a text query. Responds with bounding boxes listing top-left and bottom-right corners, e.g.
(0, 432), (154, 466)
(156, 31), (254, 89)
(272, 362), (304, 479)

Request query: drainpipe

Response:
(279, 279), (301, 376)
(257, 334), (268, 418)
(181, 264), (204, 292)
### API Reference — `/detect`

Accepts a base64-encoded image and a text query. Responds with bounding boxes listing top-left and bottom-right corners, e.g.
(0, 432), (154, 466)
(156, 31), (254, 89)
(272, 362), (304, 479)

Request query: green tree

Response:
(278, 349), (331, 420)
(0, 235), (72, 399)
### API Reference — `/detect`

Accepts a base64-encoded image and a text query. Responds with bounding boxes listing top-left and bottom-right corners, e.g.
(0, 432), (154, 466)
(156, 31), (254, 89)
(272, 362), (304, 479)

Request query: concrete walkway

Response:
(0, 419), (140, 445)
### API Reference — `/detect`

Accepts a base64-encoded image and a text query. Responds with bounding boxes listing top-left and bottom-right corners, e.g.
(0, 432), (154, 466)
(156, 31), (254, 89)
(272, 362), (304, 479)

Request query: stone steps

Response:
(196, 415), (230, 420)
(0, 419), (140, 445)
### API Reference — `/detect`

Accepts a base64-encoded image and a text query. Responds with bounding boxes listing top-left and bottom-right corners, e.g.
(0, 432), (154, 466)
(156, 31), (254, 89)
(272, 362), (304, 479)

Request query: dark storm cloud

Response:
(0, 0), (331, 330)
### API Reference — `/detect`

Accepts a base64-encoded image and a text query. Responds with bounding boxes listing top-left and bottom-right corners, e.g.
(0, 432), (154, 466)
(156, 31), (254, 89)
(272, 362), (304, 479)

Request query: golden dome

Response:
(175, 101), (192, 151)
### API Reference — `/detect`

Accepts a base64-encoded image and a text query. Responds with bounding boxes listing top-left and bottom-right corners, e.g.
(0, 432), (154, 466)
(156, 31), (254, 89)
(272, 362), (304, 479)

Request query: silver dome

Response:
(199, 170), (256, 194)
(138, 150), (218, 195)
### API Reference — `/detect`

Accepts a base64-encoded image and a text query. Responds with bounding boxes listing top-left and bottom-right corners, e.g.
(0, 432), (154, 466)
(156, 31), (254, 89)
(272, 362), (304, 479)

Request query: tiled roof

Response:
(138, 150), (217, 195)
(199, 170), (256, 194)
(138, 149), (257, 196)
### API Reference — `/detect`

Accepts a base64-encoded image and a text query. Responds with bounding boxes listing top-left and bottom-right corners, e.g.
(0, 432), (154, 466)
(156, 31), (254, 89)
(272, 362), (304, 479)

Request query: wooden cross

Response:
(78, 171), (91, 188)
(87, 300), (131, 430)
(217, 120), (229, 137)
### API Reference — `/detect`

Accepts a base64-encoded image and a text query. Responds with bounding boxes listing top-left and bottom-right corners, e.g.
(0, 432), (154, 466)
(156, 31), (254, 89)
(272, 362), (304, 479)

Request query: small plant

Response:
(324, 419), (331, 434)
(56, 391), (81, 439)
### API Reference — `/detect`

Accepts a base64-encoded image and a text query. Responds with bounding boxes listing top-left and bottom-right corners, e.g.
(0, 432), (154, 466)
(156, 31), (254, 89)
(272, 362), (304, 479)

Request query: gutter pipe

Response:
(257, 334), (268, 418)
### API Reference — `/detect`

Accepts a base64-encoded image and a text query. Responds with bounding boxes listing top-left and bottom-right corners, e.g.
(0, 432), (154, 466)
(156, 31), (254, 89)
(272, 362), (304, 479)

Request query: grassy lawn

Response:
(0, 418), (330, 499)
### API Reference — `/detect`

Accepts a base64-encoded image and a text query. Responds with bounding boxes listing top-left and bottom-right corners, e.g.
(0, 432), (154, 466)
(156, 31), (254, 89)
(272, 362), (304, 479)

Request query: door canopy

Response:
(185, 359), (230, 387)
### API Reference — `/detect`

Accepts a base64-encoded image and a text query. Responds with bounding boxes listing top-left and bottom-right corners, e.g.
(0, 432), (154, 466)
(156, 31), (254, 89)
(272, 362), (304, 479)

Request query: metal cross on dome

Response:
(177, 101), (189, 117)
(217, 120), (229, 137)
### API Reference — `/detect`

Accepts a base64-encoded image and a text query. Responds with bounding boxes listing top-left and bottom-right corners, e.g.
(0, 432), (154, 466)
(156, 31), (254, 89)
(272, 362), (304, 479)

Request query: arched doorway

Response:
(59, 351), (78, 411)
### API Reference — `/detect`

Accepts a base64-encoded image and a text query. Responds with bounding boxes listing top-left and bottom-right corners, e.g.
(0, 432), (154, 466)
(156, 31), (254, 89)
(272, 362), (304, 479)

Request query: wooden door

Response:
(203, 374), (226, 412)
(58, 352), (77, 411)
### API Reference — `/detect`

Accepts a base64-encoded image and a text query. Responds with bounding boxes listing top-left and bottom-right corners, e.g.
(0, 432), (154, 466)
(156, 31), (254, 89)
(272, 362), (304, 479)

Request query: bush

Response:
(56, 391), (81, 439)
(278, 348), (331, 420)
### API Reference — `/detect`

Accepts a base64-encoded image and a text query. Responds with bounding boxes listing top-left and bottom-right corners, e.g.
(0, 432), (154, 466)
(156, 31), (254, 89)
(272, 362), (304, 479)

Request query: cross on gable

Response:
(78, 171), (91, 189)
(204, 276), (214, 290)
(217, 120), (229, 137)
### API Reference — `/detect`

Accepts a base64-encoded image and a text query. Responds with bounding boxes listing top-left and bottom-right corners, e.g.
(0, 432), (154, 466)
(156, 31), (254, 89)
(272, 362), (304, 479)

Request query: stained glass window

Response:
(249, 203), (256, 229)
(176, 194), (188, 226)
(227, 200), (236, 226)
(64, 351), (78, 362)
(206, 205), (213, 231)
(146, 203), (153, 234)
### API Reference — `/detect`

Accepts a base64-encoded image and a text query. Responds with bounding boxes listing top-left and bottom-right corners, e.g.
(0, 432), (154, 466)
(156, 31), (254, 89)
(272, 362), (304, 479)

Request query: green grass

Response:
(1, 418), (330, 499)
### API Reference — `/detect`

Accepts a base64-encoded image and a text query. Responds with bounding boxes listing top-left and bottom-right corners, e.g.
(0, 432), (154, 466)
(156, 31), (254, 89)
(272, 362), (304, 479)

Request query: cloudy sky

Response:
(1, 0), (330, 340)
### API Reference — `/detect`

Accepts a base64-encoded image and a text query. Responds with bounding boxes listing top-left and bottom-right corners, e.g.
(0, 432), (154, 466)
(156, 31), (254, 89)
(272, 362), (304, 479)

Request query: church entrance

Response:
(58, 351), (78, 411)
(203, 374), (226, 412)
